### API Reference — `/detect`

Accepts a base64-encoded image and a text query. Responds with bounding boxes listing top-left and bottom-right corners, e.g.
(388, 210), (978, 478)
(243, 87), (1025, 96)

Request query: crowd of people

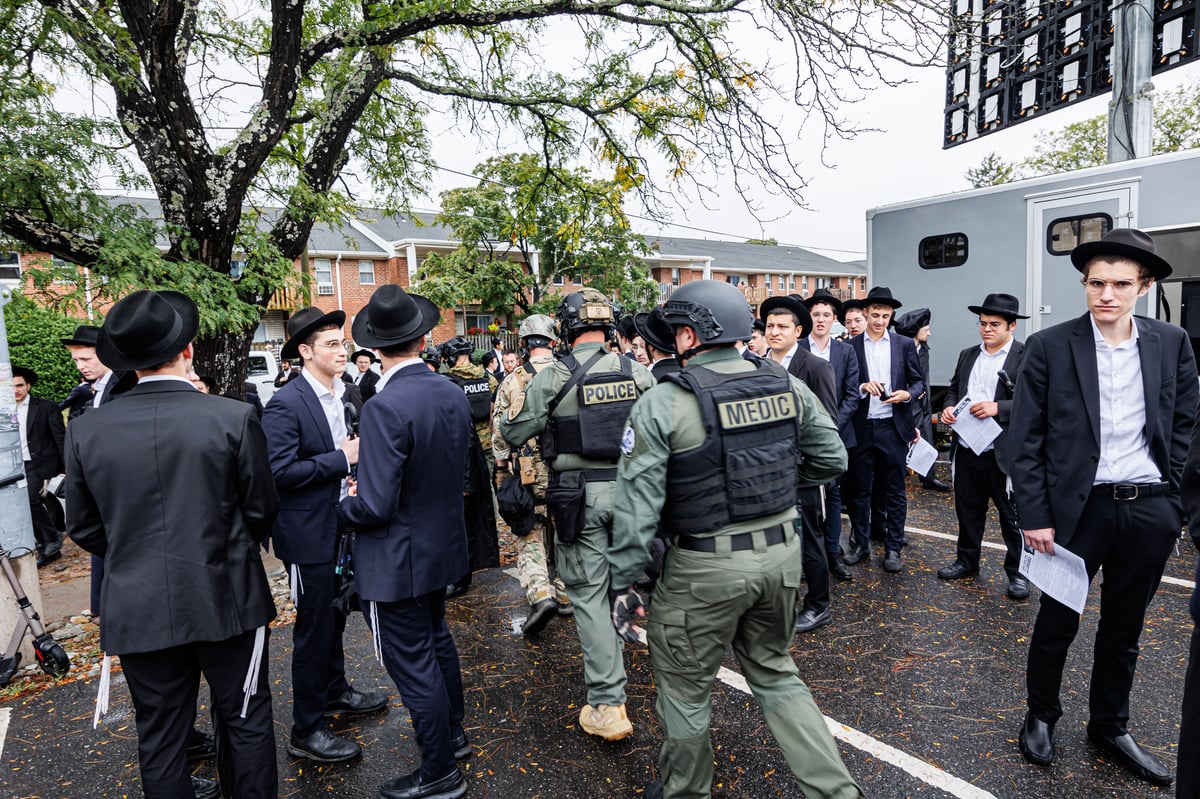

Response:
(11, 226), (1199, 799)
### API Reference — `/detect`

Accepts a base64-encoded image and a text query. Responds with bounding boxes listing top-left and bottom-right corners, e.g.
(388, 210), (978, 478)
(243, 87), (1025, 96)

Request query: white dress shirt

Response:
(778, 342), (799, 370)
(862, 330), (893, 419)
(807, 335), (832, 362)
(17, 396), (30, 461)
(92, 370), (113, 407)
(301, 368), (351, 483)
(965, 339), (1013, 453)
(1091, 316), (1161, 484)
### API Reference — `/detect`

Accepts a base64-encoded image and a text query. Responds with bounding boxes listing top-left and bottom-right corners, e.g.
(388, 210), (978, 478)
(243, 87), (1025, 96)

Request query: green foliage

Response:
(3, 293), (89, 402)
(964, 152), (1017, 189)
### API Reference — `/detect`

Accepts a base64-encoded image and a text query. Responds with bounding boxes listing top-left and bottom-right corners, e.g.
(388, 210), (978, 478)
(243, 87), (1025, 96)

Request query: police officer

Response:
(608, 280), (861, 799)
(493, 314), (572, 636)
(442, 336), (498, 466)
(501, 288), (655, 742)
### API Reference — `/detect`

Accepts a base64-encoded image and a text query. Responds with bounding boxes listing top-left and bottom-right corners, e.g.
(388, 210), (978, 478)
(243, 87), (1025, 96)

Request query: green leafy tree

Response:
(4, 294), (90, 401)
(0, 1), (942, 390)
(964, 152), (1017, 188)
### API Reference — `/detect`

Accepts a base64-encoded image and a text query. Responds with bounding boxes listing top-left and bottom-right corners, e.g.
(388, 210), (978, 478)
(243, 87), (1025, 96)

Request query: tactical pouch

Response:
(546, 470), (587, 544)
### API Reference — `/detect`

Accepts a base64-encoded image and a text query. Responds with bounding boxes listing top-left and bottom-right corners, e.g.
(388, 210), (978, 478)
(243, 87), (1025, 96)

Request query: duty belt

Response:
(675, 524), (788, 553)
(1092, 482), (1172, 501)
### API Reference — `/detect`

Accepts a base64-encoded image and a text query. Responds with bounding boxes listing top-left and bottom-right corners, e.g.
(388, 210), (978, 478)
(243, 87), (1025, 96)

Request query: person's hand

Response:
(341, 437), (360, 465)
(609, 587), (646, 644)
(969, 401), (999, 418)
(940, 406), (957, 425)
(884, 389), (911, 404)
(1024, 527), (1055, 555)
(861, 381), (886, 397)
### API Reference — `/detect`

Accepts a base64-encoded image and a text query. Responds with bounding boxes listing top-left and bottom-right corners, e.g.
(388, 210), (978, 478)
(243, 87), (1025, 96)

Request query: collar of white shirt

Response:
(376, 357), (424, 393)
(978, 339), (1014, 358)
(139, 375), (197, 387)
(301, 367), (346, 401)
(1089, 314), (1139, 349)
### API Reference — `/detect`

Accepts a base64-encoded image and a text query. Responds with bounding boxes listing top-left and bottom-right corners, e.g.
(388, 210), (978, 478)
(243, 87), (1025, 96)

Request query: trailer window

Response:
(1047, 214), (1112, 254)
(918, 233), (968, 269)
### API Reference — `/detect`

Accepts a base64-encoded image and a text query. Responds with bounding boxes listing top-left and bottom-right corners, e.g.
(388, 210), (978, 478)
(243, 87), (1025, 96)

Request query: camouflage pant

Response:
(515, 514), (568, 606)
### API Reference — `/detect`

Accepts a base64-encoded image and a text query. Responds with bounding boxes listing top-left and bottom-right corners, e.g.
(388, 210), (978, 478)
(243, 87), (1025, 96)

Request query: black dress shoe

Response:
(843, 545), (869, 565)
(829, 556), (854, 582)
(192, 776), (221, 799)
(921, 477), (952, 492)
(379, 766), (467, 799)
(794, 607), (832, 634)
(522, 598), (557, 637)
(1007, 576), (1031, 600)
(326, 687), (389, 717)
(1018, 712), (1055, 766)
(36, 550), (62, 568)
(1088, 729), (1173, 786)
(187, 728), (217, 761)
(288, 728), (362, 762)
(882, 550), (903, 573)
(937, 562), (978, 580)
(445, 575), (472, 598)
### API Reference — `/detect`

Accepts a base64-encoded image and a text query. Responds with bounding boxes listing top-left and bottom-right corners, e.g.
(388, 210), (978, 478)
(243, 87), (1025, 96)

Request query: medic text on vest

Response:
(716, 393), (798, 430)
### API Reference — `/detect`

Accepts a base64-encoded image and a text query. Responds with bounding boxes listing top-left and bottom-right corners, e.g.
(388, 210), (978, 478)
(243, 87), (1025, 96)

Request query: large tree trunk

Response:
(193, 327), (256, 398)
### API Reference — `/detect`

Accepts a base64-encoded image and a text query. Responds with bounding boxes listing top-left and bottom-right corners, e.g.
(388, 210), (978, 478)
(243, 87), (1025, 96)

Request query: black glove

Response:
(609, 586), (646, 644)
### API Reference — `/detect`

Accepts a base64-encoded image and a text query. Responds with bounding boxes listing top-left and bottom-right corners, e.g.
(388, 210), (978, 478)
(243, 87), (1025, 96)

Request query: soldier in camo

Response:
(493, 314), (573, 636)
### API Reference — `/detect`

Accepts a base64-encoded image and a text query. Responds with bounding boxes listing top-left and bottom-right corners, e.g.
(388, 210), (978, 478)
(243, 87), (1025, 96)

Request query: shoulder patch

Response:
(620, 425), (636, 456)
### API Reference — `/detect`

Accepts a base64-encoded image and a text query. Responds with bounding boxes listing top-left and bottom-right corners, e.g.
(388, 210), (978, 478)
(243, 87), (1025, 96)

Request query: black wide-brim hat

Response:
(280, 306), (347, 360)
(842, 299), (864, 313)
(61, 325), (102, 347)
(968, 292), (1029, 319)
(349, 349), (377, 363)
(893, 308), (931, 338)
(351, 284), (440, 349)
(12, 366), (37, 386)
(633, 308), (676, 355)
(862, 286), (903, 309)
(803, 288), (844, 317)
(1070, 227), (1172, 280)
(97, 290), (199, 372)
(759, 294), (813, 338)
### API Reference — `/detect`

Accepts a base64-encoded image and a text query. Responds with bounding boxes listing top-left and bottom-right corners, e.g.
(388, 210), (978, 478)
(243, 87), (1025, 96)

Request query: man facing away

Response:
(1011, 228), (1196, 787)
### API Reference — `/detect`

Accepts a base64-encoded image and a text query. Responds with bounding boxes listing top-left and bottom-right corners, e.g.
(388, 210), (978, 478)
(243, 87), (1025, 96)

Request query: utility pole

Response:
(1108, 0), (1155, 162)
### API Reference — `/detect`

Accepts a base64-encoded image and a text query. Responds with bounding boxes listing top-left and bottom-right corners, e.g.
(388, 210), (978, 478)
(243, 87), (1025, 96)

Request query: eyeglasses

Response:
(1082, 278), (1140, 295)
(978, 320), (1008, 330)
(306, 340), (345, 352)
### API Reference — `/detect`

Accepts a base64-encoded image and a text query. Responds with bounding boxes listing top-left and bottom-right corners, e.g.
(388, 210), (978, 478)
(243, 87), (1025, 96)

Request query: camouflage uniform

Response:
(493, 357), (569, 607)
(448, 361), (499, 471)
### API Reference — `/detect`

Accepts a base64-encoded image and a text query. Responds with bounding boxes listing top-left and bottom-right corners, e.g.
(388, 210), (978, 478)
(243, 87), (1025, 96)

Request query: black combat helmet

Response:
(556, 288), (615, 343)
(660, 280), (753, 356)
(440, 336), (474, 362)
(420, 347), (442, 369)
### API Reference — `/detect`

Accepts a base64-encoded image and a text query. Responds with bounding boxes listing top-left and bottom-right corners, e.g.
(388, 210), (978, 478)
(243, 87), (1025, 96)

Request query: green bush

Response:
(4, 294), (91, 402)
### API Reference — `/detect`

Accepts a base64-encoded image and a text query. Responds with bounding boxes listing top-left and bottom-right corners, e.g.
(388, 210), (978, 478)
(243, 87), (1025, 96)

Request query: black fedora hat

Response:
(12, 366), (37, 386)
(633, 308), (676, 355)
(842, 299), (864, 313)
(61, 325), (102, 348)
(97, 290), (199, 371)
(893, 308), (931, 338)
(280, 307), (347, 360)
(1070, 227), (1172, 280)
(862, 286), (903, 309)
(759, 294), (813, 338)
(349, 349), (377, 363)
(968, 292), (1029, 320)
(351, 284), (440, 349)
(803, 288), (845, 317)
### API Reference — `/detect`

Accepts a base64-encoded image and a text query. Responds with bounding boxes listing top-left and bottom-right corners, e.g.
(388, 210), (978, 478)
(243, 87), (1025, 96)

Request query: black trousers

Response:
(951, 448), (1022, 579)
(23, 462), (59, 554)
(121, 629), (276, 799)
(1178, 622), (1200, 799)
(796, 486), (830, 614)
(370, 590), (466, 781)
(286, 559), (351, 737)
(848, 420), (908, 554)
(1025, 490), (1180, 734)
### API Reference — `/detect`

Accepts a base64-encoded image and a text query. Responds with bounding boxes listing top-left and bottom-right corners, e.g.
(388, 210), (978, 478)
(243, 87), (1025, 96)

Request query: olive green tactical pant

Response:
(515, 515), (568, 606)
(647, 530), (863, 799)
(554, 479), (627, 708)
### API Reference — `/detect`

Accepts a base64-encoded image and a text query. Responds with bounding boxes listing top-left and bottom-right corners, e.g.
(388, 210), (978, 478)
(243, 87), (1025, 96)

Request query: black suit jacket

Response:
(1010, 314), (1197, 546)
(783, 347), (839, 421)
(262, 375), (353, 565)
(650, 357), (681, 381)
(798, 338), (860, 447)
(849, 332), (925, 444)
(343, 368), (379, 401)
(944, 340), (1024, 474)
(65, 381), (278, 654)
(67, 370), (133, 420)
(23, 396), (65, 478)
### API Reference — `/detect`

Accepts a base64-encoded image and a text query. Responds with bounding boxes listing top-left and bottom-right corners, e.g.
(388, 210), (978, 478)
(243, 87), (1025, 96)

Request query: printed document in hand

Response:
(950, 395), (1002, 455)
(906, 436), (938, 477)
(1019, 542), (1089, 614)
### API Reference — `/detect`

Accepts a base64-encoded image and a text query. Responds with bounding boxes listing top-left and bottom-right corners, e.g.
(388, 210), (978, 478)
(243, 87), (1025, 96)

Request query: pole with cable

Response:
(1108, 0), (1155, 163)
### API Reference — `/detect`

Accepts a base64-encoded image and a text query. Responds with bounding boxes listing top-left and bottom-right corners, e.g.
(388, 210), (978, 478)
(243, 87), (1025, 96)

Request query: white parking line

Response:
(0, 707), (9, 761)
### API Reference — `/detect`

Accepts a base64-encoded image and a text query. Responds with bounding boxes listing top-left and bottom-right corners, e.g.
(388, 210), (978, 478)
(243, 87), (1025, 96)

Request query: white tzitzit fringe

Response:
(92, 655), (112, 729)
(289, 563), (304, 607)
(369, 601), (383, 665)
(240, 626), (266, 718)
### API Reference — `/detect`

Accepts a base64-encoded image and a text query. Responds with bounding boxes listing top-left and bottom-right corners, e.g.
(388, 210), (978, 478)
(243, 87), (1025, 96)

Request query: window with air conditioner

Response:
(314, 258), (333, 294)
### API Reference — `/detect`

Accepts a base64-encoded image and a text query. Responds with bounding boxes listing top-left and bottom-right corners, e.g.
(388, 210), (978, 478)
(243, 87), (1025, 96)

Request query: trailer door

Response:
(1026, 182), (1137, 334)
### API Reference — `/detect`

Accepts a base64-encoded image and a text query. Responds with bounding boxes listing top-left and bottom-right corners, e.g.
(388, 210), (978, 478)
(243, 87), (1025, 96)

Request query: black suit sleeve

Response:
(945, 350), (967, 411)
(64, 425), (106, 557)
(837, 349), (860, 431)
(808, 359), (839, 420)
(1009, 333), (1053, 531)
(995, 344), (1023, 426)
(1169, 331), (1199, 492)
(237, 409), (280, 543)
(900, 339), (925, 403)
(48, 403), (66, 472)
(262, 395), (350, 490)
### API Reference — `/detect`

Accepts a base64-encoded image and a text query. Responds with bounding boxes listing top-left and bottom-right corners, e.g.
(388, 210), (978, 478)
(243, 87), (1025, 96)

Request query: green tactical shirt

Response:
(500, 341), (657, 474)
(608, 346), (848, 590)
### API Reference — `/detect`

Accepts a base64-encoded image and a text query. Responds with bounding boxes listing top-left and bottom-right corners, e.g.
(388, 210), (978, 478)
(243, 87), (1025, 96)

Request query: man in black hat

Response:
(844, 287), (924, 574)
(60, 325), (129, 418)
(1011, 228), (1196, 786)
(894, 308), (950, 492)
(338, 285), (475, 799)
(12, 367), (65, 567)
(344, 348), (380, 401)
(634, 308), (680, 380)
(262, 307), (386, 764)
(65, 290), (279, 799)
(936, 294), (1027, 599)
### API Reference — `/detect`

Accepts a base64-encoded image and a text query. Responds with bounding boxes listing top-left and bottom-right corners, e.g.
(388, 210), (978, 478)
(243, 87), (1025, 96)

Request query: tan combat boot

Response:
(579, 703), (634, 741)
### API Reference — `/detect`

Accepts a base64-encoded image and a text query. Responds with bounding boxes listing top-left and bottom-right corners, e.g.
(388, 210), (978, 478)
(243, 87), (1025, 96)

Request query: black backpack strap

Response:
(546, 350), (606, 418)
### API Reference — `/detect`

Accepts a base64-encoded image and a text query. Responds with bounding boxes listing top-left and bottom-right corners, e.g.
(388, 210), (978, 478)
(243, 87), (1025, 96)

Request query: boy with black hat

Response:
(12, 367), (65, 566)
(344, 348), (380, 400)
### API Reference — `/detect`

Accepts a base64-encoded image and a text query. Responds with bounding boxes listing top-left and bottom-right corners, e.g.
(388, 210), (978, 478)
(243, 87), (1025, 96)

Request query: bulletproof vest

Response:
(544, 351), (639, 462)
(661, 360), (801, 537)
(449, 373), (492, 423)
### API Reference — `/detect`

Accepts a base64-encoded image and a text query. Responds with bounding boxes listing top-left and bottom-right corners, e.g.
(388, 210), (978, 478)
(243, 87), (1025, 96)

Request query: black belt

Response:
(676, 524), (789, 553)
(554, 467), (617, 483)
(1092, 482), (1172, 501)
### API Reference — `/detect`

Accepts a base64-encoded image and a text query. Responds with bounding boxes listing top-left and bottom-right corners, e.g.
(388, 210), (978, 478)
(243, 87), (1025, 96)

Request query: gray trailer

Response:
(867, 148), (1200, 391)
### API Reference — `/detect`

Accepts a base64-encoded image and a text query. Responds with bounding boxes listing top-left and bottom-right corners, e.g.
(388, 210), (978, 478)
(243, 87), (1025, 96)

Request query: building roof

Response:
(645, 235), (865, 276)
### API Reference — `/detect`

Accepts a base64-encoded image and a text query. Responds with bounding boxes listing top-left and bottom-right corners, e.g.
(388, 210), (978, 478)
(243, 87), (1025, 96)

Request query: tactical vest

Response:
(661, 360), (801, 537)
(449, 373), (492, 424)
(543, 352), (639, 463)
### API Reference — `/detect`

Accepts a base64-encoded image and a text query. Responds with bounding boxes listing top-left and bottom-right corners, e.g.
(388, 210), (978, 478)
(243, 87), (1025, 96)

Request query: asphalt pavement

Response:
(2, 481), (1194, 798)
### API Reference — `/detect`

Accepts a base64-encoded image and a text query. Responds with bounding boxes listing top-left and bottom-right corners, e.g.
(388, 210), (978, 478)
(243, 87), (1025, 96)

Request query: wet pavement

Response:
(2, 481), (1194, 798)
